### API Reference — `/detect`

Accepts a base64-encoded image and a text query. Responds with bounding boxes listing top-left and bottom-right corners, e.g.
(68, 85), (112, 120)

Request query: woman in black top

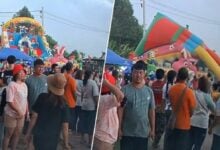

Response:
(25, 73), (70, 150)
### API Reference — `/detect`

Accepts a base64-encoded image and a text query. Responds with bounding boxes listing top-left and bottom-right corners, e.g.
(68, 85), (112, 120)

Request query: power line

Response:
(146, 4), (220, 26)
(0, 9), (109, 33)
(44, 11), (108, 33)
(130, 0), (220, 26)
(44, 16), (109, 34)
(0, 10), (40, 14)
(149, 0), (220, 24)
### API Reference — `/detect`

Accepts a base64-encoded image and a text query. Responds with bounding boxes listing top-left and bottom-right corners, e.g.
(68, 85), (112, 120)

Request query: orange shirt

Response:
(169, 83), (196, 130)
(64, 73), (77, 108)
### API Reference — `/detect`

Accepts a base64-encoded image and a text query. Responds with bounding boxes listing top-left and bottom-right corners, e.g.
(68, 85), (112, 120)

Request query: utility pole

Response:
(142, 0), (146, 37)
(40, 7), (44, 27)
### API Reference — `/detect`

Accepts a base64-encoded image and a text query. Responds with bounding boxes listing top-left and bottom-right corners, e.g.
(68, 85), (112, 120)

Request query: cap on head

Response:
(13, 64), (25, 76)
(101, 71), (116, 94)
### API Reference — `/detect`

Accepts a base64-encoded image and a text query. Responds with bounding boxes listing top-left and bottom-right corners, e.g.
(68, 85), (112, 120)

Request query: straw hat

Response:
(47, 73), (67, 95)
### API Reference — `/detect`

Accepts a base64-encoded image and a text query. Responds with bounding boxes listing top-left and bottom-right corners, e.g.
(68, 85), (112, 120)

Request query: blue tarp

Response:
(106, 49), (132, 66)
(0, 48), (34, 62)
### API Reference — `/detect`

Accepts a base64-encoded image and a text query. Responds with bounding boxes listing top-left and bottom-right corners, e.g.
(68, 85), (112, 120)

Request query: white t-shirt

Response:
(95, 94), (119, 144)
(81, 79), (99, 111)
(76, 79), (83, 106)
(162, 83), (173, 110)
(191, 90), (215, 129)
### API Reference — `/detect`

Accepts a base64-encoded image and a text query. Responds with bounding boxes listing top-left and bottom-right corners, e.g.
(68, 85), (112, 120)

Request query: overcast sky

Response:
(0, 0), (114, 57)
(131, 0), (220, 54)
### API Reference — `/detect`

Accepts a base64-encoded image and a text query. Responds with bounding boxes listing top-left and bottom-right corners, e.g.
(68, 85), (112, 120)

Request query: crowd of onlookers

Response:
(0, 55), (219, 150)
(0, 55), (102, 150)
(94, 60), (220, 150)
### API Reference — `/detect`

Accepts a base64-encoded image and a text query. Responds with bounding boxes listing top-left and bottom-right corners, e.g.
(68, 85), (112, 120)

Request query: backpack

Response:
(0, 88), (7, 116)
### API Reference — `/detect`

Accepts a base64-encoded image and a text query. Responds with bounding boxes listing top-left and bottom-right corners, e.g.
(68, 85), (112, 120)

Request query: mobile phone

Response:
(120, 96), (127, 107)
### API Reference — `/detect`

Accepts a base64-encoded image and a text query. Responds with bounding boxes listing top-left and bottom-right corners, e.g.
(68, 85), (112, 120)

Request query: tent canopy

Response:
(0, 48), (34, 62)
(106, 49), (132, 66)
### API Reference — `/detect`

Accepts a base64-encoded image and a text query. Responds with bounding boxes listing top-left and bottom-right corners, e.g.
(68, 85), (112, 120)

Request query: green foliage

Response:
(64, 51), (70, 58)
(45, 35), (57, 49)
(109, 0), (143, 57)
(13, 6), (34, 18)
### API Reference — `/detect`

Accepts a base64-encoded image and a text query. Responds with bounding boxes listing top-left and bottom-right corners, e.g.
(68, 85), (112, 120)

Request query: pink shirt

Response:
(95, 94), (120, 144)
(4, 81), (28, 118)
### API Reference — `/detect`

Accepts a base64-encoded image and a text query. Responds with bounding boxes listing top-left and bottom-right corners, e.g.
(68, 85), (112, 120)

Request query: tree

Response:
(109, 0), (143, 57)
(13, 6), (34, 18)
(45, 35), (57, 49)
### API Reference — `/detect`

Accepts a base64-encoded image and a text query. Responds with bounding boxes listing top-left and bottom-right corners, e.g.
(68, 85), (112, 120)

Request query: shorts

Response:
(4, 114), (25, 129)
(93, 137), (114, 150)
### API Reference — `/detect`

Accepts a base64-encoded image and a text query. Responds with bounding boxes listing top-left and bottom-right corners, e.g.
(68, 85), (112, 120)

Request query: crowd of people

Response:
(0, 55), (101, 150)
(0, 55), (220, 150)
(94, 60), (220, 150)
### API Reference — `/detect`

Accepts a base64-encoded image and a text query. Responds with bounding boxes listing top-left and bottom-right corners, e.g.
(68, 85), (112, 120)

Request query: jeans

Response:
(211, 134), (220, 150)
(0, 121), (4, 148)
(164, 128), (190, 150)
(120, 136), (148, 150)
(189, 126), (207, 150)
(69, 107), (77, 131)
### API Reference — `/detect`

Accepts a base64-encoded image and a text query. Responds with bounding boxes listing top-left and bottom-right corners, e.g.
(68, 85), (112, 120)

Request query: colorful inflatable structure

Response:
(1, 17), (52, 59)
(135, 13), (220, 80)
(48, 45), (68, 65)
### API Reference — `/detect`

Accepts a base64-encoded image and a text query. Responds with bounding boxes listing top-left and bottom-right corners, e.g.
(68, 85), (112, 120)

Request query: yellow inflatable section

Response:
(195, 46), (220, 80)
(3, 17), (44, 35)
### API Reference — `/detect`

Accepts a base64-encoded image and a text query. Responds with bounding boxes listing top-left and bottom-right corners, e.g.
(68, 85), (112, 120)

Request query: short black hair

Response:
(51, 63), (58, 70)
(131, 60), (147, 71)
(61, 65), (66, 73)
(177, 67), (189, 81)
(112, 70), (119, 79)
(65, 62), (73, 71)
(7, 55), (16, 64)
(167, 70), (177, 83)
(155, 68), (165, 80)
(34, 59), (44, 67)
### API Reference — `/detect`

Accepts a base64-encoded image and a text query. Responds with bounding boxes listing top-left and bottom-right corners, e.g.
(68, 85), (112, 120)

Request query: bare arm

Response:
(148, 108), (155, 139)
(25, 112), (38, 139)
(93, 96), (99, 104)
(102, 79), (124, 103)
(117, 106), (124, 139)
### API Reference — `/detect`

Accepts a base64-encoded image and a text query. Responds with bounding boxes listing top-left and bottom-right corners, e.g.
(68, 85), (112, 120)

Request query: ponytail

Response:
(83, 70), (92, 86)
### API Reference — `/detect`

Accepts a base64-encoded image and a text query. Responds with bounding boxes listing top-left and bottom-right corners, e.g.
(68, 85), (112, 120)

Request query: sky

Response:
(0, 0), (115, 57)
(130, 0), (220, 55)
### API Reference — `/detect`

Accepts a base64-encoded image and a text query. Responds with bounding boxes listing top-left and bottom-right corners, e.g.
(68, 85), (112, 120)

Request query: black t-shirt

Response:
(32, 93), (70, 137)
(3, 70), (13, 85)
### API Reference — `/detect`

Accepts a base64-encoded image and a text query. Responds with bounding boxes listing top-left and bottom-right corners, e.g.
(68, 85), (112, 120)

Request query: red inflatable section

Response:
(144, 18), (180, 51)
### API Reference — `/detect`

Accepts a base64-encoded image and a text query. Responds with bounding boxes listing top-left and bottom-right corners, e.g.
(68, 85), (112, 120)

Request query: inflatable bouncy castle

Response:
(1, 17), (52, 59)
(134, 13), (220, 80)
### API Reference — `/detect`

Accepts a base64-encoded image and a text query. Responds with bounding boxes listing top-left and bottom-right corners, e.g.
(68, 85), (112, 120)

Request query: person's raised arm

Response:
(102, 79), (124, 103)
